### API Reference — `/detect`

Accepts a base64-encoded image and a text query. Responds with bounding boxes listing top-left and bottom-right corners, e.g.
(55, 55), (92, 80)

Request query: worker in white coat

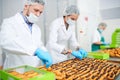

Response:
(91, 22), (109, 51)
(0, 0), (52, 69)
(46, 5), (88, 64)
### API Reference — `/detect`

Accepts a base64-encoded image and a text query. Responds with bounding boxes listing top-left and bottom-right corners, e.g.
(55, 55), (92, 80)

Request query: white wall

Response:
(0, 0), (3, 66)
(41, 0), (58, 44)
(100, 0), (120, 9)
(77, 0), (101, 51)
(99, 0), (120, 43)
(0, 0), (2, 24)
(2, 0), (24, 19)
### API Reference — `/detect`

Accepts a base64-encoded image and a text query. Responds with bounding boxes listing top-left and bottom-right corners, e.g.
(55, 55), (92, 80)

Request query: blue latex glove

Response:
(35, 48), (52, 68)
(102, 42), (109, 45)
(42, 52), (53, 68)
(78, 49), (88, 58)
(71, 51), (83, 60)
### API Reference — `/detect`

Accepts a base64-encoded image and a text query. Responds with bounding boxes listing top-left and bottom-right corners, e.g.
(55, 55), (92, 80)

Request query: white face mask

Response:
(26, 13), (39, 23)
(67, 18), (75, 25)
(99, 29), (104, 33)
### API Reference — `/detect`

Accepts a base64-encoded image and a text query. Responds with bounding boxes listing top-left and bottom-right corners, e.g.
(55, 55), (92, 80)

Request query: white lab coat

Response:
(92, 29), (101, 43)
(46, 17), (79, 64)
(0, 13), (47, 69)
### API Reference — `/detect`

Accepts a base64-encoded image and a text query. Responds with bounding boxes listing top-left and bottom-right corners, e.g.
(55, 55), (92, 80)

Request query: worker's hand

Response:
(78, 49), (88, 58)
(35, 48), (52, 68)
(42, 52), (53, 68)
(67, 49), (72, 54)
(61, 49), (72, 54)
(71, 51), (83, 60)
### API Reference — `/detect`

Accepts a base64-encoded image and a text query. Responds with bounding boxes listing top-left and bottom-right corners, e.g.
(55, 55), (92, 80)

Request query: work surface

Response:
(39, 58), (120, 80)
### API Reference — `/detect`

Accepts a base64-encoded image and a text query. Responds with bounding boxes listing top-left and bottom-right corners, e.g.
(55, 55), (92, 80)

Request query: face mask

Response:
(67, 18), (75, 25)
(26, 13), (39, 23)
(98, 29), (104, 33)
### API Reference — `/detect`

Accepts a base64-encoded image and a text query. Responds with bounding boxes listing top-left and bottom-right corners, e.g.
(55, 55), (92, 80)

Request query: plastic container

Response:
(0, 65), (55, 80)
(100, 28), (120, 50)
(88, 52), (110, 60)
(100, 45), (111, 49)
(100, 44), (119, 49)
(111, 28), (120, 47)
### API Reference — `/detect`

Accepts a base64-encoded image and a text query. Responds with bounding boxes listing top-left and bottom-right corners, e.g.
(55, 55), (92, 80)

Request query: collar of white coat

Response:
(59, 17), (66, 27)
(14, 13), (35, 25)
(14, 13), (27, 24)
(14, 13), (38, 33)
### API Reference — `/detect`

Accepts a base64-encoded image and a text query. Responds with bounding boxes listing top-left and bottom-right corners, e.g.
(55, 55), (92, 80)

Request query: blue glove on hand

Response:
(35, 48), (52, 68)
(102, 42), (109, 45)
(78, 49), (88, 58)
(42, 52), (53, 68)
(71, 51), (83, 60)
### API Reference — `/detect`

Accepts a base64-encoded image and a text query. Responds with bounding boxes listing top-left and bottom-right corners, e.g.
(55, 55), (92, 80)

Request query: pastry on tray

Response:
(38, 58), (120, 80)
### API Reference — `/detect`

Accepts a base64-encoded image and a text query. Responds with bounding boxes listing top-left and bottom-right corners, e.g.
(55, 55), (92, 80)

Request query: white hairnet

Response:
(25, 0), (45, 5)
(63, 5), (80, 16)
(98, 22), (107, 27)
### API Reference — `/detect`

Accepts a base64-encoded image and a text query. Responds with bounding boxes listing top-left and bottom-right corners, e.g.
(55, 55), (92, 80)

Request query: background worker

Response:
(91, 22), (109, 51)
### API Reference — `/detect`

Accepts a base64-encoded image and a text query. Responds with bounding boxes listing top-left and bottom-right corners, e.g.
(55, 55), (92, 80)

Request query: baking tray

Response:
(40, 58), (120, 80)
(107, 59), (120, 80)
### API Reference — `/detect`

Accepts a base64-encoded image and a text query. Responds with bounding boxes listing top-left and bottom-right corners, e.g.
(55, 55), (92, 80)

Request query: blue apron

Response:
(92, 29), (105, 51)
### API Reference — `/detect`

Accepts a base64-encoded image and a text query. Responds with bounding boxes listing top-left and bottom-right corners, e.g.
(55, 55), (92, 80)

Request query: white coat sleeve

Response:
(69, 27), (79, 49)
(0, 20), (37, 56)
(92, 30), (101, 43)
(46, 22), (65, 54)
